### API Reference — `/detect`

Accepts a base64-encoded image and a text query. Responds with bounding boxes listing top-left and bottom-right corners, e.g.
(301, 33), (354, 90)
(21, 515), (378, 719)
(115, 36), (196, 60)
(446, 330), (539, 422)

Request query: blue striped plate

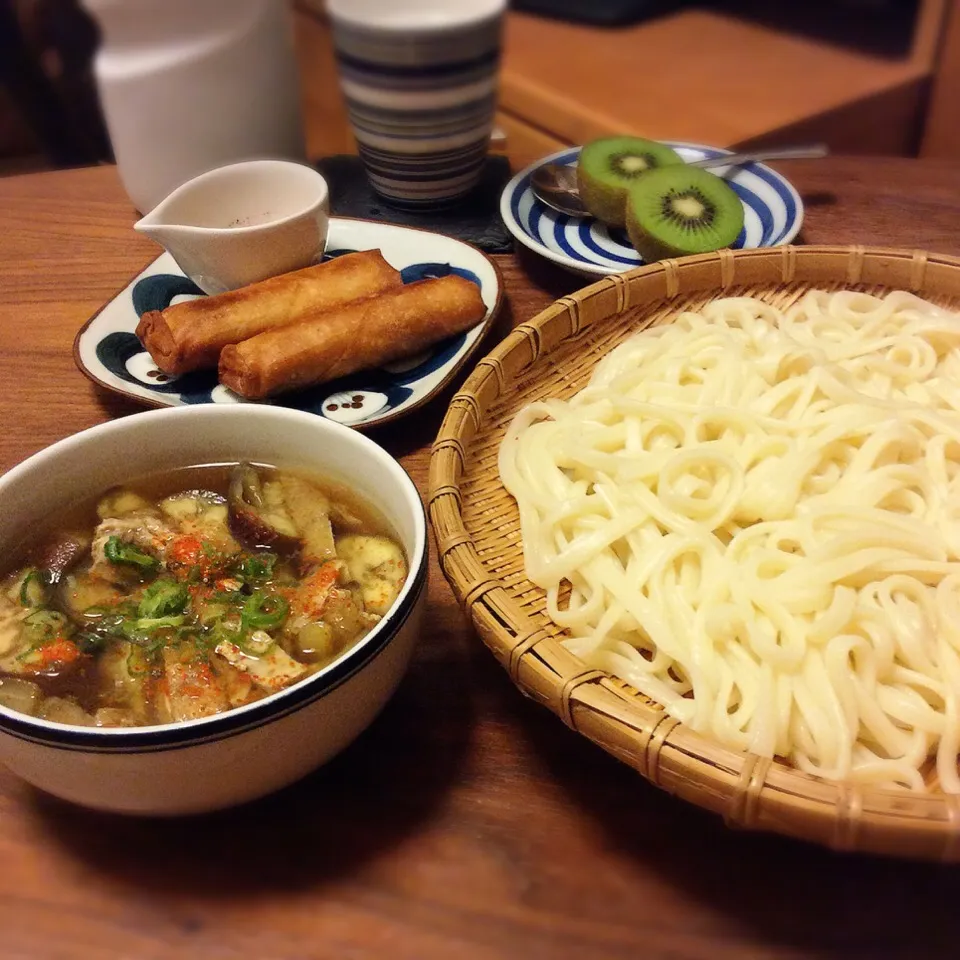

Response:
(500, 142), (804, 277)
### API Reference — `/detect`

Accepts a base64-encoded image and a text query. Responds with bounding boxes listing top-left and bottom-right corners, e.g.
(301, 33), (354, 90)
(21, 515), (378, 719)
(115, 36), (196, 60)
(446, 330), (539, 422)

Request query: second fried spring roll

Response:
(136, 250), (402, 375)
(219, 274), (486, 399)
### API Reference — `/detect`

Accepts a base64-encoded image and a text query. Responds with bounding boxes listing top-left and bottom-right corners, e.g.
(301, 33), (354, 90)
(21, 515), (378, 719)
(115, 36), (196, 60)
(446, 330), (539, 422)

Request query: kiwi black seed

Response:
(576, 136), (682, 228)
(625, 165), (744, 263)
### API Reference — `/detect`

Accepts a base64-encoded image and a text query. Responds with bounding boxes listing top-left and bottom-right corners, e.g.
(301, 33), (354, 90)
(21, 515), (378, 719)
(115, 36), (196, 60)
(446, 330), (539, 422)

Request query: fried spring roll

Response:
(219, 274), (486, 399)
(136, 250), (403, 375)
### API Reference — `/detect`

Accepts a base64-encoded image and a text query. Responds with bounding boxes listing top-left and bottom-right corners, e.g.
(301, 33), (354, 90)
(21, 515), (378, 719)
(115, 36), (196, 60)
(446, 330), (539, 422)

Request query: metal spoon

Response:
(530, 143), (829, 218)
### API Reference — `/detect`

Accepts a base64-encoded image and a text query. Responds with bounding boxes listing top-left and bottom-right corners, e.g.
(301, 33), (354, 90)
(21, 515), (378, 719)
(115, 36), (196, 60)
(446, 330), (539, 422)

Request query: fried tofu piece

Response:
(214, 636), (308, 695)
(157, 646), (229, 722)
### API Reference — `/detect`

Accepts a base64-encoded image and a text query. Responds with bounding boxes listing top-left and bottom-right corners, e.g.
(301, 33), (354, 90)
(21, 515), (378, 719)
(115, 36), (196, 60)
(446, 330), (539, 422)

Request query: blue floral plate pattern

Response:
(74, 218), (503, 429)
(500, 142), (804, 278)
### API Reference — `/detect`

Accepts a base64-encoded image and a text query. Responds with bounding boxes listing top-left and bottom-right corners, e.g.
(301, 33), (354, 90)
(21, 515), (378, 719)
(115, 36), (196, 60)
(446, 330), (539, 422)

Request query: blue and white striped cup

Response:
(326, 0), (507, 207)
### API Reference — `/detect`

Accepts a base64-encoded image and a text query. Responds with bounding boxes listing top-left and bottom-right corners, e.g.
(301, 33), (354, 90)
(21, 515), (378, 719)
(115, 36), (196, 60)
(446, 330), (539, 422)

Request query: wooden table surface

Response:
(2, 157), (960, 960)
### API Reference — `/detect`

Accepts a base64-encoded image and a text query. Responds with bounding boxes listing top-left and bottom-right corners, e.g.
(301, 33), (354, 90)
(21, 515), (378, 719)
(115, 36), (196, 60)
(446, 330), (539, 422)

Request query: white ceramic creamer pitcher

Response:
(134, 160), (330, 294)
(81, 0), (306, 213)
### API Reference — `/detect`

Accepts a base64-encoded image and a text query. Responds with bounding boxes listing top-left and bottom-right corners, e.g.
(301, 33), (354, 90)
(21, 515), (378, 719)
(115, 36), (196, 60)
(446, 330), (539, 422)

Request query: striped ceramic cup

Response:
(326, 0), (507, 207)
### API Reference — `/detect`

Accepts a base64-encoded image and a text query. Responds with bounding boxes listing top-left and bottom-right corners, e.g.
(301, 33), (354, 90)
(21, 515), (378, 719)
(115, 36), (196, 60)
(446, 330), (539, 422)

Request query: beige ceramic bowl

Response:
(0, 405), (427, 815)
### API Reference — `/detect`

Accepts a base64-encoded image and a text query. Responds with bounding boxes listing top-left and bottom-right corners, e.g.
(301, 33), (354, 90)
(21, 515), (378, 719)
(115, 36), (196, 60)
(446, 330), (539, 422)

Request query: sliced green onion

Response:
(241, 591), (288, 630)
(207, 619), (246, 649)
(210, 589), (245, 605)
(135, 615), (186, 631)
(138, 579), (188, 619)
(236, 553), (277, 583)
(17, 610), (72, 659)
(122, 614), (186, 644)
(104, 536), (159, 572)
(23, 609), (69, 640)
(18, 570), (47, 608)
(74, 606), (133, 655)
(126, 644), (154, 676)
(197, 602), (229, 626)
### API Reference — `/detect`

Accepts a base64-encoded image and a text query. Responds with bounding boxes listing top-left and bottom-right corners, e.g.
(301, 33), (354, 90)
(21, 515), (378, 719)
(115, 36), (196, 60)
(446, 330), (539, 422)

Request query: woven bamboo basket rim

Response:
(428, 244), (960, 862)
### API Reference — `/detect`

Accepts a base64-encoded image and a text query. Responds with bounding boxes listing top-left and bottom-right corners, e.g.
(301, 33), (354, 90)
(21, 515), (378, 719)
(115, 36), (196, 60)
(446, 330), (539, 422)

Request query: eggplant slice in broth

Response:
(228, 463), (300, 553)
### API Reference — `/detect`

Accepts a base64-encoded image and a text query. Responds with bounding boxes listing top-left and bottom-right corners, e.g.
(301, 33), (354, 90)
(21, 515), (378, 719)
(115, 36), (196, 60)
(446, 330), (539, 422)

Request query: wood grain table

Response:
(2, 158), (960, 960)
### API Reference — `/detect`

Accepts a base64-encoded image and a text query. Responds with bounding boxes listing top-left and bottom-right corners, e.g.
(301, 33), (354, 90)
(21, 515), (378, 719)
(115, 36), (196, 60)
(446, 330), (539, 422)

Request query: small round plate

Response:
(500, 142), (804, 277)
(74, 218), (502, 430)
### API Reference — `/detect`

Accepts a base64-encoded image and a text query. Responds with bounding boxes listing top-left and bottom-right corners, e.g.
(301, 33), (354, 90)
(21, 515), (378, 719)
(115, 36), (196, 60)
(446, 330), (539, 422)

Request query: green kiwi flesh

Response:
(576, 136), (682, 227)
(625, 165), (744, 262)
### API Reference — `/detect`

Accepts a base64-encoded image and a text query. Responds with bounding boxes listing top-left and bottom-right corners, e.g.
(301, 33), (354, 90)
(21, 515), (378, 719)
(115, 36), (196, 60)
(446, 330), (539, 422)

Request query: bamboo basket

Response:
(428, 245), (960, 861)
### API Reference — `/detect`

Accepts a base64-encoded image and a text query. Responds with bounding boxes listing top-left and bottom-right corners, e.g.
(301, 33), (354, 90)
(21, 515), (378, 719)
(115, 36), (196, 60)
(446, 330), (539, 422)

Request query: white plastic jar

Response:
(81, 0), (306, 212)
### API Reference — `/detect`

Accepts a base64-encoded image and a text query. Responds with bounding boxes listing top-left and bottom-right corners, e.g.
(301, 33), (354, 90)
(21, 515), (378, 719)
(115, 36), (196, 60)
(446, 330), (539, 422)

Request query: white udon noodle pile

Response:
(498, 289), (960, 793)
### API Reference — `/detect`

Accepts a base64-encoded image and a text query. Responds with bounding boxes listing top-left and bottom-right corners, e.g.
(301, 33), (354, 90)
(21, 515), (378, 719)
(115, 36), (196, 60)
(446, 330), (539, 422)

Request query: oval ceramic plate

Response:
(74, 218), (503, 429)
(500, 142), (804, 277)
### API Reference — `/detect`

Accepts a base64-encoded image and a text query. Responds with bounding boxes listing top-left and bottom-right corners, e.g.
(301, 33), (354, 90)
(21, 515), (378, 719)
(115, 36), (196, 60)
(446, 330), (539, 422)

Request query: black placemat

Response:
(315, 154), (514, 254)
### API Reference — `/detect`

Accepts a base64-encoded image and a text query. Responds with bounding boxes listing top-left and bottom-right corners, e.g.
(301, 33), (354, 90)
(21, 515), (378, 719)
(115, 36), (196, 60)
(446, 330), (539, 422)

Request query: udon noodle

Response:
(499, 289), (960, 792)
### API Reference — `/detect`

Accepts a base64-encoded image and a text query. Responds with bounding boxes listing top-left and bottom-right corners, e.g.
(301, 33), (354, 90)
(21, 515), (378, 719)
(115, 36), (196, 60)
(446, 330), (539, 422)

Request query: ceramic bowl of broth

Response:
(0, 406), (427, 814)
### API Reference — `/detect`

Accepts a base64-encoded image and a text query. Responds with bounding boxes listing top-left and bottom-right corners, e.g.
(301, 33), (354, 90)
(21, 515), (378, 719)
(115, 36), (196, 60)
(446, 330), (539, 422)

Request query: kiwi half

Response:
(577, 136), (682, 227)
(625, 165), (744, 262)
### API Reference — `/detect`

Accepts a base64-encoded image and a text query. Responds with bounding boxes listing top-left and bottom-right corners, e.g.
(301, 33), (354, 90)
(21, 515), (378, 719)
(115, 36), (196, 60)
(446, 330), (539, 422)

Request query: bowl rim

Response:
(0, 405), (428, 752)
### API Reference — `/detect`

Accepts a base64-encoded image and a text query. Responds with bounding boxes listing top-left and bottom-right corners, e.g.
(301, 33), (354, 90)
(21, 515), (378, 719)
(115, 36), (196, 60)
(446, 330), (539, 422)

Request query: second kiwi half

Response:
(625, 165), (744, 262)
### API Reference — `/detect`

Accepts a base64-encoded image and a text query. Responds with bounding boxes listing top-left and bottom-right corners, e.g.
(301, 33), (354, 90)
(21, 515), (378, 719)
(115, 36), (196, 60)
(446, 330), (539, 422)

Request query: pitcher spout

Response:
(133, 194), (185, 235)
(133, 217), (173, 242)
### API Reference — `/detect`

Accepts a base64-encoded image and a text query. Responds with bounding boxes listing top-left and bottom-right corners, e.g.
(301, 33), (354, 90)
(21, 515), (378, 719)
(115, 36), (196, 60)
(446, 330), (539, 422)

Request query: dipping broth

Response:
(0, 463), (407, 727)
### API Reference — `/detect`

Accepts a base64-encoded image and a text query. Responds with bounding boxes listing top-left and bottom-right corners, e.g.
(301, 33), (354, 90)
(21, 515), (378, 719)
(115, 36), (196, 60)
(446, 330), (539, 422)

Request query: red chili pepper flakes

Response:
(297, 561), (339, 618)
(178, 659), (219, 699)
(168, 536), (227, 581)
(188, 583), (209, 600)
(37, 638), (81, 668)
(168, 535), (202, 567)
